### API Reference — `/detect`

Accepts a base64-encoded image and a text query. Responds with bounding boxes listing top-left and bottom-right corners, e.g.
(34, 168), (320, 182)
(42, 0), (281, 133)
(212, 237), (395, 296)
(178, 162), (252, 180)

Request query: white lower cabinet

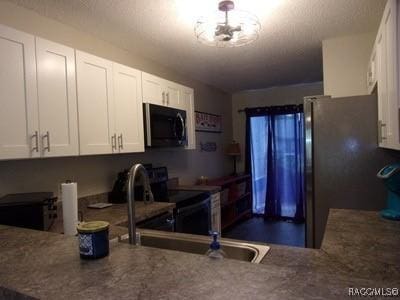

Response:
(76, 50), (116, 155)
(0, 25), (39, 160)
(36, 38), (79, 157)
(113, 63), (144, 153)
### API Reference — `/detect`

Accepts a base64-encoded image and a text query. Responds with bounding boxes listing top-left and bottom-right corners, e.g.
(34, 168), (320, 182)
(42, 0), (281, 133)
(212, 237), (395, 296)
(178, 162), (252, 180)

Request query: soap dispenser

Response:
(206, 231), (226, 259)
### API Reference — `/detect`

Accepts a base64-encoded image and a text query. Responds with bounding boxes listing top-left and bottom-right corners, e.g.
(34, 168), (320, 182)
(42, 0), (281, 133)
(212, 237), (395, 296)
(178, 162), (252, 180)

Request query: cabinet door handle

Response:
(162, 91), (165, 104)
(378, 121), (387, 143)
(111, 134), (117, 150)
(43, 131), (51, 152)
(32, 131), (39, 152)
(381, 123), (387, 140)
(118, 134), (123, 150)
(378, 120), (381, 143)
(167, 92), (170, 105)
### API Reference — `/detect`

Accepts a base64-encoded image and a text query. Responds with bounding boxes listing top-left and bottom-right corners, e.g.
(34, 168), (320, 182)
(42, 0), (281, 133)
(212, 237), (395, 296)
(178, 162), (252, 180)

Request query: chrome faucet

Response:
(126, 164), (154, 245)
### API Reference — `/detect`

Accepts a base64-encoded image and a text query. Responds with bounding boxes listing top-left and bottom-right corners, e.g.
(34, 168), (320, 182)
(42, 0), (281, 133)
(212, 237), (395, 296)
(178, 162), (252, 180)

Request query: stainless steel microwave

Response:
(143, 103), (187, 147)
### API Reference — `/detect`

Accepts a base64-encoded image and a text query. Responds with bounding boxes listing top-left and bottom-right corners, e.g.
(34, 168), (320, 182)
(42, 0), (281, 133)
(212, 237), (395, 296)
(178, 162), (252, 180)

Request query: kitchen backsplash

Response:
(0, 142), (231, 198)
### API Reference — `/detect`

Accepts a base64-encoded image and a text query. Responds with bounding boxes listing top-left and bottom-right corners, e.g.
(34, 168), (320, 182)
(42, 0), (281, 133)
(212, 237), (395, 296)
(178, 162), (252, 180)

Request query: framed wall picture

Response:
(195, 111), (222, 133)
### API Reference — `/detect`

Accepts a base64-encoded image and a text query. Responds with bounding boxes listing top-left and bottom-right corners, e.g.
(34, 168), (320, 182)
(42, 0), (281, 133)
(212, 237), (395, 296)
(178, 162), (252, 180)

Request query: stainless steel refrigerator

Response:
(304, 94), (400, 248)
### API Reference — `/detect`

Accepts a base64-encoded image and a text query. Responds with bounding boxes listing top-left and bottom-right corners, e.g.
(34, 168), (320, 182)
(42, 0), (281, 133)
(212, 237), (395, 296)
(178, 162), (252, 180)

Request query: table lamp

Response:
(227, 141), (241, 176)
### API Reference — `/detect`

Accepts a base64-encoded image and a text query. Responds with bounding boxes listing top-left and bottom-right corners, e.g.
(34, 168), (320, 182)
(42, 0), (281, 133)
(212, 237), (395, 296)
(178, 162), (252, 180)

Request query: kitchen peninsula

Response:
(0, 209), (399, 299)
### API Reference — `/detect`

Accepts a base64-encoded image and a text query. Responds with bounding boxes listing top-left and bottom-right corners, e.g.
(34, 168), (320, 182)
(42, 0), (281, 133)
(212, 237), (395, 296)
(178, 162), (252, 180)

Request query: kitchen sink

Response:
(117, 229), (270, 264)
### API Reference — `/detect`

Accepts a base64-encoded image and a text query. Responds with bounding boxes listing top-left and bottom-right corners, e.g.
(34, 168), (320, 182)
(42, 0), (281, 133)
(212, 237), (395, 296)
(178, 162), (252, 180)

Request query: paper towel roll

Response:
(61, 181), (78, 236)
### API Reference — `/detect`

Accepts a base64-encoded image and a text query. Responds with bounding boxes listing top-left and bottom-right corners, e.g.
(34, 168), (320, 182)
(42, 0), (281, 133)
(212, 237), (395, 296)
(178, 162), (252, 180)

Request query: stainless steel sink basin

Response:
(117, 229), (270, 264)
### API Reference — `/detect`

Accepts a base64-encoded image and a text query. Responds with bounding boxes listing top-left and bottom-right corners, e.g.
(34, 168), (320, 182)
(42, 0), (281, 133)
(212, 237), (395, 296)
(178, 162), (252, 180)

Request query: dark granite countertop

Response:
(1, 209), (399, 299)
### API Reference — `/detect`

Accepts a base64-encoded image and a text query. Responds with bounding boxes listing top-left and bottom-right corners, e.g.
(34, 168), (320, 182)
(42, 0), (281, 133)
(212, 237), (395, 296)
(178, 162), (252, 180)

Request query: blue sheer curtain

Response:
(247, 107), (305, 221)
(250, 116), (268, 214)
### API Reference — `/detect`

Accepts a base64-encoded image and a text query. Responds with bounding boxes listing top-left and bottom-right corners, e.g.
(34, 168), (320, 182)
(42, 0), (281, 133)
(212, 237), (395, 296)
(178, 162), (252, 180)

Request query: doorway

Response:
(224, 105), (306, 247)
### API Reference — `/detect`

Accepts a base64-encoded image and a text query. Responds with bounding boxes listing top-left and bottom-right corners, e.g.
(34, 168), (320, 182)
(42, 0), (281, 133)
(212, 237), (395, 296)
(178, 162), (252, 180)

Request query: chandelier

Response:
(194, 0), (261, 47)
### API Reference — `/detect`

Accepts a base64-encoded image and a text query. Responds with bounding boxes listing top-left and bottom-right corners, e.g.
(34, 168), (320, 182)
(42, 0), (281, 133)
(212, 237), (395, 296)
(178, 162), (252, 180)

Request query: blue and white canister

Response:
(77, 221), (109, 259)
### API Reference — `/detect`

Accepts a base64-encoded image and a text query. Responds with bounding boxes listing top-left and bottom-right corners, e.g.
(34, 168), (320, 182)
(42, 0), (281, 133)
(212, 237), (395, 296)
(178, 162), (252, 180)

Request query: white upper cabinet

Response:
(76, 54), (144, 155)
(113, 63), (144, 153)
(374, 0), (400, 150)
(142, 72), (182, 108)
(36, 38), (79, 157)
(0, 23), (195, 159)
(181, 86), (196, 150)
(76, 50), (115, 155)
(142, 71), (196, 150)
(142, 72), (165, 106)
(376, 24), (389, 148)
(164, 80), (181, 108)
(367, 45), (377, 94)
(384, 0), (399, 150)
(141, 72), (196, 149)
(0, 24), (39, 160)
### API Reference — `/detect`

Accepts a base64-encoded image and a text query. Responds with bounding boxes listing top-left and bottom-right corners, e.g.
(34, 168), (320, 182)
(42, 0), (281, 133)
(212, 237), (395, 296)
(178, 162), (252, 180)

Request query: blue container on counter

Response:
(77, 221), (110, 259)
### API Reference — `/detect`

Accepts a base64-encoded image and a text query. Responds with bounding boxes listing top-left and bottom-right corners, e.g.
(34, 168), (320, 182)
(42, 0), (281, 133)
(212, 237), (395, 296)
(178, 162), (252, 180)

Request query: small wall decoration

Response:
(200, 142), (217, 152)
(195, 111), (222, 133)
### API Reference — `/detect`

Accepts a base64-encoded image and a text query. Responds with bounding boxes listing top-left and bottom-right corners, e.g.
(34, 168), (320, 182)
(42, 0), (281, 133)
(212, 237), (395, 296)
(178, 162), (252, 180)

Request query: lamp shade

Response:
(227, 141), (241, 156)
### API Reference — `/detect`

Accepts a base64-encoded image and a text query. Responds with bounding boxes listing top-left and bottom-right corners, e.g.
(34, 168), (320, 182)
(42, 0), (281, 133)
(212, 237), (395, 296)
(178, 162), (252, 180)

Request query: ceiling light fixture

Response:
(194, 0), (261, 47)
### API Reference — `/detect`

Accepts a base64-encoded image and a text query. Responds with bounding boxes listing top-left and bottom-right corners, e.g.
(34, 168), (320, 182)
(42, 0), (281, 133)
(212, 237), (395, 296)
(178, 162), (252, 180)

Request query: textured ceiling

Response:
(5, 0), (386, 92)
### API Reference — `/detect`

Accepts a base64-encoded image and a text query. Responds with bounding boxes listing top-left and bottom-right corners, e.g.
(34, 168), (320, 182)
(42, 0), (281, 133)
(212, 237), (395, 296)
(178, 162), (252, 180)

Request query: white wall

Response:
(231, 82), (324, 172)
(0, 1), (232, 198)
(322, 32), (376, 98)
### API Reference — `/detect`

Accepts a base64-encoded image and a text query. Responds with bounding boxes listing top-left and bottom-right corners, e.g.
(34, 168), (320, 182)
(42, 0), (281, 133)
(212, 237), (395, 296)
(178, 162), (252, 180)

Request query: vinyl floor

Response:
(223, 216), (305, 247)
